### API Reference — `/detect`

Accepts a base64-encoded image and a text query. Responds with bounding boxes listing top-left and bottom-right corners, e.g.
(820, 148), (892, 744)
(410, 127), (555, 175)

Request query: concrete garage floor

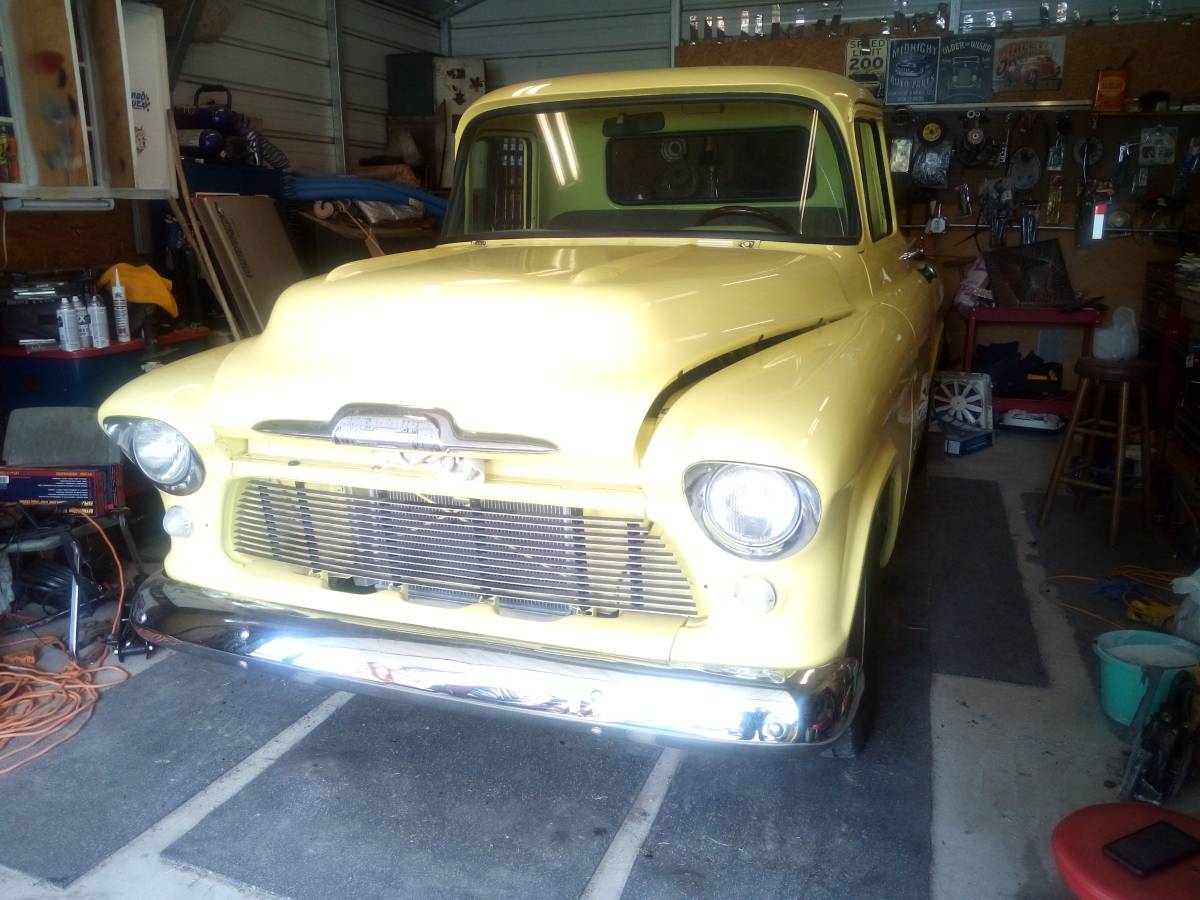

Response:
(1, 434), (1198, 900)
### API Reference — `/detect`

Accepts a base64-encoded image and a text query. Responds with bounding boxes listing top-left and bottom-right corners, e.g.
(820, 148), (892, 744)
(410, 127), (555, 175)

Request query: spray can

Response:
(57, 298), (81, 351)
(111, 270), (131, 343)
(87, 294), (110, 348)
(72, 296), (93, 349)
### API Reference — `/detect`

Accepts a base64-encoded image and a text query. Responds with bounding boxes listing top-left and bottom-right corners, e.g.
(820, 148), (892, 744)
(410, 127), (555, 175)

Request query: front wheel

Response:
(822, 519), (883, 759)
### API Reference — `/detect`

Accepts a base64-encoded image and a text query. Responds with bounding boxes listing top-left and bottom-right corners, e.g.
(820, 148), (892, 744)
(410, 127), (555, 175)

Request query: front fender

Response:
(640, 301), (914, 667)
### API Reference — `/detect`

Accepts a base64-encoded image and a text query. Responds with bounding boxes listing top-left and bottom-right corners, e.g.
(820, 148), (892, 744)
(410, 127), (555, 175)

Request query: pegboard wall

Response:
(675, 21), (1200, 101)
(678, 19), (1200, 375)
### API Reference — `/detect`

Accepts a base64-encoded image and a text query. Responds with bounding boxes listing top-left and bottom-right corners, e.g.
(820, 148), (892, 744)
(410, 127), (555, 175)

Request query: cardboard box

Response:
(0, 466), (124, 515)
(943, 426), (995, 457)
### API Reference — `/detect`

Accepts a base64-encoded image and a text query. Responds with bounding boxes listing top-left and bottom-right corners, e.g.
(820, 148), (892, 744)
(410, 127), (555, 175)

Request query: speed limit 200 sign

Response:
(846, 38), (888, 98)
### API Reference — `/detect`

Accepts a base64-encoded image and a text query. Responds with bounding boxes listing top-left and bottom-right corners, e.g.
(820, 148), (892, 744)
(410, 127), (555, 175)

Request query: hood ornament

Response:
(254, 404), (557, 454)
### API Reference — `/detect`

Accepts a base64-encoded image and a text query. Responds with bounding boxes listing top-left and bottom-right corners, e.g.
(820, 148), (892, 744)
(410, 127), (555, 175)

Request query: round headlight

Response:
(685, 462), (821, 559)
(706, 465), (800, 549)
(131, 419), (202, 492)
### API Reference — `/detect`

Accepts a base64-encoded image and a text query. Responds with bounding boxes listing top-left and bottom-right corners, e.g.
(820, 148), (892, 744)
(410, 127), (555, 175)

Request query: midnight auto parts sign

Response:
(886, 38), (940, 105)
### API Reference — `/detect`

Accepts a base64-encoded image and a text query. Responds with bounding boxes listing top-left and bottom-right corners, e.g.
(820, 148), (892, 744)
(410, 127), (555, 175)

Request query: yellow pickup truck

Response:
(101, 66), (941, 755)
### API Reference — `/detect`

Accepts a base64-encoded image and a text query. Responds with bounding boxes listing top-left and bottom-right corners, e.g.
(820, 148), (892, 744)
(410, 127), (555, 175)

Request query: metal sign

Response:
(846, 38), (888, 99)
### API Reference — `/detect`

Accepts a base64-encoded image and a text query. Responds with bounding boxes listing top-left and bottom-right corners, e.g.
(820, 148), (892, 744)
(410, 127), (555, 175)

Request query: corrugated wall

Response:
(174, 0), (439, 174)
(448, 0), (672, 88)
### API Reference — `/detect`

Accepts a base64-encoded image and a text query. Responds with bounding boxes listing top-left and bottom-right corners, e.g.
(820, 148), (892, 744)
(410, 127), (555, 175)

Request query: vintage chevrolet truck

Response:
(101, 67), (941, 755)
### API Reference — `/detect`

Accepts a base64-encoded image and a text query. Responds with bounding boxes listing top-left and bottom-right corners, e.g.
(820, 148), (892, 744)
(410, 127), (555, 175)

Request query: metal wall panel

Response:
(174, 0), (438, 174)
(449, 0), (672, 87)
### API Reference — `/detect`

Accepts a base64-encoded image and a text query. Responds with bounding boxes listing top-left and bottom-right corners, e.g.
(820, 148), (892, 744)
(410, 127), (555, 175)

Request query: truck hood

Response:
(207, 241), (853, 464)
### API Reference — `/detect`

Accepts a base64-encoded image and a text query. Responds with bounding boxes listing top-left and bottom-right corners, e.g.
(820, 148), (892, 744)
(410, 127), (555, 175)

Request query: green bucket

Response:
(1093, 630), (1200, 726)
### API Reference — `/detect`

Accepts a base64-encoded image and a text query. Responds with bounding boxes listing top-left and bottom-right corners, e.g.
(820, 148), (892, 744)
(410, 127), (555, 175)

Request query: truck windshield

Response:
(443, 97), (859, 244)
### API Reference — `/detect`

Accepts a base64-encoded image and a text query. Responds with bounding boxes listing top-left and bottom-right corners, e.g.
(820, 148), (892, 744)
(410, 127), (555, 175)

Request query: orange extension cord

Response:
(0, 513), (130, 774)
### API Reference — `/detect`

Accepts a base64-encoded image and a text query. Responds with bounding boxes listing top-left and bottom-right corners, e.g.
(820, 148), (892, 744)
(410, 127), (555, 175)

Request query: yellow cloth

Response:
(98, 264), (178, 318)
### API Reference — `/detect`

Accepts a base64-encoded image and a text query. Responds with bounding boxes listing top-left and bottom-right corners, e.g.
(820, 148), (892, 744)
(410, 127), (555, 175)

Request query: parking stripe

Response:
(579, 747), (684, 900)
(71, 691), (355, 896)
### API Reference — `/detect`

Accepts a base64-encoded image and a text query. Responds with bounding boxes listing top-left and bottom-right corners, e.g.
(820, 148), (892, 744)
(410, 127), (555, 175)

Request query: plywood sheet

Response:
(8, 0), (90, 187)
(194, 194), (303, 335)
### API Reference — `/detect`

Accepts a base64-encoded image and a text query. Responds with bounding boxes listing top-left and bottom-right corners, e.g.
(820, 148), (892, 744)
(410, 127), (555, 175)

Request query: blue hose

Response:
(291, 175), (447, 221)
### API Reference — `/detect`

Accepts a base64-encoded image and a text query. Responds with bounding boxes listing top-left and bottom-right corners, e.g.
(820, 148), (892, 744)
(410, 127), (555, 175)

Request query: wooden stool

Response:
(1039, 357), (1155, 545)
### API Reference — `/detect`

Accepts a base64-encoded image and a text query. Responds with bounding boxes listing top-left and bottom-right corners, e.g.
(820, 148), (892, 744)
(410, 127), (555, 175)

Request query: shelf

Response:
(958, 305), (1103, 326)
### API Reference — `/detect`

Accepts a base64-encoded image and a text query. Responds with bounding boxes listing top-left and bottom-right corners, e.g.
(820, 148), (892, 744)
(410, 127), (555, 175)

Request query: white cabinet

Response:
(0, 0), (173, 200)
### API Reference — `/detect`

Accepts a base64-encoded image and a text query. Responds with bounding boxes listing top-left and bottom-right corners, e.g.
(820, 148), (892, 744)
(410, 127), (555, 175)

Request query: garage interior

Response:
(4, 1), (1200, 898)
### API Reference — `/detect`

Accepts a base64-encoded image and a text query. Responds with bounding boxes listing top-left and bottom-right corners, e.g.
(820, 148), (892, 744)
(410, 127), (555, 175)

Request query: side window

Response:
(855, 119), (893, 241)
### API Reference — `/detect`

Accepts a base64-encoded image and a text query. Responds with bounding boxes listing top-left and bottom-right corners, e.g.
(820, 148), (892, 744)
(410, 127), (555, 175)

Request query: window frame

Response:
(442, 93), (863, 247)
(855, 117), (894, 242)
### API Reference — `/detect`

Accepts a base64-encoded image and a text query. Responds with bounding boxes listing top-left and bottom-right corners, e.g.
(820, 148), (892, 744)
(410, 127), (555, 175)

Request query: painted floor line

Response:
(579, 747), (684, 900)
(68, 691), (355, 899)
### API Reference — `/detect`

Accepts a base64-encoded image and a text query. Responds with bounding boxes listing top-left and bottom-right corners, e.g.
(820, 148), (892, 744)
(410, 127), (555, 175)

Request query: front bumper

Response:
(131, 574), (861, 748)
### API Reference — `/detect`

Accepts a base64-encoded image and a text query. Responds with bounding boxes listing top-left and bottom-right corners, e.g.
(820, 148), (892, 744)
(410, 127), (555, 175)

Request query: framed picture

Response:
(994, 36), (1065, 92)
(886, 38), (940, 105)
(938, 35), (994, 103)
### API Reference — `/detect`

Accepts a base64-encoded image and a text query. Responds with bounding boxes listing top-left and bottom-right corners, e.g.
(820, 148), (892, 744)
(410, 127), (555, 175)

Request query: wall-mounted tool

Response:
(1046, 116), (1071, 171)
(1020, 203), (1040, 245)
(912, 140), (953, 188)
(1045, 175), (1065, 225)
(926, 199), (947, 234)
(956, 183), (973, 217)
(996, 112), (1017, 166)
(957, 110), (995, 168)
(1009, 146), (1043, 191)
(1078, 184), (1114, 247)
(890, 137), (914, 173)
(920, 118), (947, 145)
(1116, 140), (1139, 191)
(1074, 135), (1105, 181)
(981, 177), (1015, 247)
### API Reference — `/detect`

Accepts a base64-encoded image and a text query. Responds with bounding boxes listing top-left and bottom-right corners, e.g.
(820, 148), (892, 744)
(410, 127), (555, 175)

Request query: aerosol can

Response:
(56, 298), (81, 351)
(71, 296), (93, 349)
(87, 294), (110, 348)
(110, 270), (131, 343)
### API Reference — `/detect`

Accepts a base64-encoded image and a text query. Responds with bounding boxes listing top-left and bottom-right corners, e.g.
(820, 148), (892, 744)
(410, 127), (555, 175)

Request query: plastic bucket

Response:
(1093, 630), (1200, 726)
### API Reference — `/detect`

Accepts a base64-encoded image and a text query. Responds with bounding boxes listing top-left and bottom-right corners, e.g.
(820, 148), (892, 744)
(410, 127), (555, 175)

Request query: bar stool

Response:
(1039, 357), (1156, 545)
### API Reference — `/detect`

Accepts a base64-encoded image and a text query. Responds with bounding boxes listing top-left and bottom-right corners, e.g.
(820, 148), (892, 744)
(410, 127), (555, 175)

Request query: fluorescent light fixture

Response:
(536, 112), (567, 187)
(553, 112), (579, 182)
(2, 198), (116, 213)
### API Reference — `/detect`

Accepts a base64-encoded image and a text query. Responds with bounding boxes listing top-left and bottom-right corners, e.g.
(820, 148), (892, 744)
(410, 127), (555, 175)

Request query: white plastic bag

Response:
(1174, 568), (1200, 645)
(1092, 307), (1138, 360)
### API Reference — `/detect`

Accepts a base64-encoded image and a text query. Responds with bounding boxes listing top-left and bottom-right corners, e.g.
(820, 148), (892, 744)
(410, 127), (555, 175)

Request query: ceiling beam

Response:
(436, 0), (491, 21)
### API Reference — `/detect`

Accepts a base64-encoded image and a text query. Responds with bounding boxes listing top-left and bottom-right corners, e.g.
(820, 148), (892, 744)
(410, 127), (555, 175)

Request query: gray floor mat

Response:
(0, 653), (328, 886)
(163, 697), (660, 900)
(926, 477), (1048, 686)
(622, 473), (937, 900)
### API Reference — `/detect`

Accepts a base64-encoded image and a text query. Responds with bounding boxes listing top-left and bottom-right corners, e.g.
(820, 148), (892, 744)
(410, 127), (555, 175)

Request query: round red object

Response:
(1052, 803), (1200, 899)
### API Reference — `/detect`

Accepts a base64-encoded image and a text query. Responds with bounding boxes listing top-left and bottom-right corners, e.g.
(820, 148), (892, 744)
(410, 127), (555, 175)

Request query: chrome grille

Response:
(232, 479), (697, 617)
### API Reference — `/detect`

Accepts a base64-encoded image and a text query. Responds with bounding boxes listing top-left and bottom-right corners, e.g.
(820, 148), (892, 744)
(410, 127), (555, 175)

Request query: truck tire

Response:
(822, 514), (884, 759)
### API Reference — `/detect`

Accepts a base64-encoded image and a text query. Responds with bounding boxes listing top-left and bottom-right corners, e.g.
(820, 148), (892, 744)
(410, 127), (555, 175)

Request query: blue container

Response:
(1093, 630), (1200, 726)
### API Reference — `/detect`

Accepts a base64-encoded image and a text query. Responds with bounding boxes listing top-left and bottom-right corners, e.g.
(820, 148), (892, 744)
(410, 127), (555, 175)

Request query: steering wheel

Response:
(696, 204), (795, 234)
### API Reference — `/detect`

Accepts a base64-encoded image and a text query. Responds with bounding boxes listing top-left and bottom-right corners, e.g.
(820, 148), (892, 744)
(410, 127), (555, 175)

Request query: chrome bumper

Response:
(131, 574), (861, 748)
